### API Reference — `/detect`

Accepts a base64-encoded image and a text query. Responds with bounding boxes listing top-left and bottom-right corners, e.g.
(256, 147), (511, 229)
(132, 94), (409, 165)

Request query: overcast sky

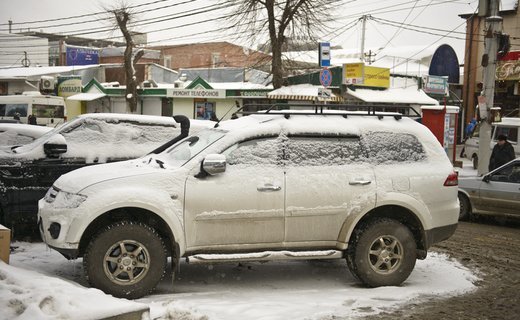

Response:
(0, 0), (479, 62)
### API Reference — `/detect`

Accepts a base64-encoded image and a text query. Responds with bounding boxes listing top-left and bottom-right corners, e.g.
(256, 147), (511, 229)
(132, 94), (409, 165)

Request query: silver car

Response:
(458, 158), (520, 220)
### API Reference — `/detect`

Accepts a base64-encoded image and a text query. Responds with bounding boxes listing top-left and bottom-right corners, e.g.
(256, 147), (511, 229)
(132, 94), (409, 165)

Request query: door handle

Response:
(349, 180), (372, 186)
(257, 185), (282, 192)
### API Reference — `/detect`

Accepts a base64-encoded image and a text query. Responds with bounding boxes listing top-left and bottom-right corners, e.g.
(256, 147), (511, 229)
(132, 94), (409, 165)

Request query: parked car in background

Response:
(0, 123), (52, 146)
(0, 92), (66, 126)
(464, 118), (520, 169)
(0, 113), (213, 238)
(458, 158), (520, 220)
(39, 108), (459, 299)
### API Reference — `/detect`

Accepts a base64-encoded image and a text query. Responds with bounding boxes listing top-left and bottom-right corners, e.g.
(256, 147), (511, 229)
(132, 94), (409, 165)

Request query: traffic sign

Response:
(319, 68), (332, 87)
(319, 42), (331, 67)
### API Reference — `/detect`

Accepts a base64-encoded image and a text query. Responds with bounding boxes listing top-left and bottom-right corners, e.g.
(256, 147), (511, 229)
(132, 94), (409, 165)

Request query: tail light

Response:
(444, 172), (458, 186)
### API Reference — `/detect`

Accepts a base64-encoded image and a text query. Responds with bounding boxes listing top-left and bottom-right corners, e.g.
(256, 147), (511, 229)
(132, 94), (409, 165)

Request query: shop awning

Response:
(67, 93), (106, 101)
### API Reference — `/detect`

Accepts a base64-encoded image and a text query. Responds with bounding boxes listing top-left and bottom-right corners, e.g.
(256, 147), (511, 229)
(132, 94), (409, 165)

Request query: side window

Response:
(495, 126), (518, 143)
(286, 136), (364, 166)
(222, 137), (280, 166)
(491, 162), (520, 183)
(0, 104), (5, 116)
(6, 103), (28, 117)
(363, 131), (426, 164)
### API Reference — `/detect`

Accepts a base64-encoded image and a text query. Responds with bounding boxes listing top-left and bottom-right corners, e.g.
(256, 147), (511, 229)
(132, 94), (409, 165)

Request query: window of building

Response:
(211, 53), (221, 68)
(164, 55), (172, 69)
(195, 101), (215, 120)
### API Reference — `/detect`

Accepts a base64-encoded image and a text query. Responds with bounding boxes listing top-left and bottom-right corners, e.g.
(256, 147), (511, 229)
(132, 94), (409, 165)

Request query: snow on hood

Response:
(54, 159), (161, 194)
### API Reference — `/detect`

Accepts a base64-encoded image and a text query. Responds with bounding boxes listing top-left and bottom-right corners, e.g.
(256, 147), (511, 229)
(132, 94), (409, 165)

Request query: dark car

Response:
(458, 158), (520, 220)
(0, 113), (212, 238)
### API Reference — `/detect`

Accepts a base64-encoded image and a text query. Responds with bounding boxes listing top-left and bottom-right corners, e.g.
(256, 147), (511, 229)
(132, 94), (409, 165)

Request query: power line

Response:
(0, 0), (184, 26)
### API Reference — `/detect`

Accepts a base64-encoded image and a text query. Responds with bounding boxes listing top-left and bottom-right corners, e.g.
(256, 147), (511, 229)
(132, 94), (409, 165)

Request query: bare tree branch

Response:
(224, 0), (338, 88)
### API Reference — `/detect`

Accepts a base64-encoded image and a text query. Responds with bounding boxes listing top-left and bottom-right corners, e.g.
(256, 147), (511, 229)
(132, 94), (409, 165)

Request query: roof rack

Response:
(239, 103), (422, 120)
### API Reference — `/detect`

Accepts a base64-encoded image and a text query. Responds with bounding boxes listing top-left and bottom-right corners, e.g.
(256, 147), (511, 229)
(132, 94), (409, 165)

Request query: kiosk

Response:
(421, 105), (460, 164)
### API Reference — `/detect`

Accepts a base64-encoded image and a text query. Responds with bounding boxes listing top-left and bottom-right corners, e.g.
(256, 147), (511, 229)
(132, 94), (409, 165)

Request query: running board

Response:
(187, 250), (343, 264)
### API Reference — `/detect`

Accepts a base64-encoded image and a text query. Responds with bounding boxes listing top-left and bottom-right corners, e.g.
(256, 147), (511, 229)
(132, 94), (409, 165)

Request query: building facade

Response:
(460, 3), (520, 122)
(151, 42), (272, 72)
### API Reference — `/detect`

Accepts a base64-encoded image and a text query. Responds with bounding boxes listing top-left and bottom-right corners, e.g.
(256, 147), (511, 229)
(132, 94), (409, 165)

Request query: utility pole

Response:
(364, 50), (376, 65)
(360, 15), (368, 62)
(477, 0), (501, 175)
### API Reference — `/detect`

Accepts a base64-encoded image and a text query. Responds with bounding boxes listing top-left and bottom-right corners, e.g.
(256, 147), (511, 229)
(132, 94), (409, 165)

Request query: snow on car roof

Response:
(218, 112), (424, 136)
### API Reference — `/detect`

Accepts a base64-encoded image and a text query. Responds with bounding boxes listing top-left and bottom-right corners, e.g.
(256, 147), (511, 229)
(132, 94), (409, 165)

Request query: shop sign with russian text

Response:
(167, 89), (226, 98)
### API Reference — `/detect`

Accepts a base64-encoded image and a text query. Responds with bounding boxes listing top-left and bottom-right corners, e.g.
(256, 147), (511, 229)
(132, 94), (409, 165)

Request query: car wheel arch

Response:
(339, 205), (426, 257)
(78, 207), (180, 262)
(457, 192), (472, 220)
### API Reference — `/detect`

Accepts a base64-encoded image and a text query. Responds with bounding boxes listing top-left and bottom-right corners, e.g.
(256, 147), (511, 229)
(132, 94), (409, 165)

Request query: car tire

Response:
(458, 193), (471, 221)
(83, 221), (167, 299)
(346, 219), (416, 287)
(472, 155), (478, 169)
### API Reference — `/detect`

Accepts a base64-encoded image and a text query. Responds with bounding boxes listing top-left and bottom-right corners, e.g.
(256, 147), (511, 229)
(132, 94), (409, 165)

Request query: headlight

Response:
(45, 186), (87, 209)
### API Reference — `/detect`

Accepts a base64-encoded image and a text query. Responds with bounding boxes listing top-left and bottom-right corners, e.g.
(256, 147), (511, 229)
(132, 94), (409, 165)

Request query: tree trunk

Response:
(114, 9), (142, 113)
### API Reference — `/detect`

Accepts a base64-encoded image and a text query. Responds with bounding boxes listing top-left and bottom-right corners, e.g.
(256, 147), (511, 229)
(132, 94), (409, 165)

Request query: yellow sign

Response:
(342, 63), (390, 88)
(364, 66), (390, 88)
(343, 63), (364, 85)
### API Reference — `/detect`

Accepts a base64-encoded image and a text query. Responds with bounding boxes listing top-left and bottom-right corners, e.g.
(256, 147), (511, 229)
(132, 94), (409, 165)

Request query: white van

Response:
(0, 92), (66, 126)
(464, 117), (520, 168)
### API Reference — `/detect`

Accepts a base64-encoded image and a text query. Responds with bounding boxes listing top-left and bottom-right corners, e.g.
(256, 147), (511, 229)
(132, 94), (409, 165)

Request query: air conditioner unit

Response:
(41, 76), (55, 90)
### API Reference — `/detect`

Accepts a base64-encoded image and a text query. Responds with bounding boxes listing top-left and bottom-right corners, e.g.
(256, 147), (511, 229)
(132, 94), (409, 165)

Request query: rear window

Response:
(363, 131), (427, 164)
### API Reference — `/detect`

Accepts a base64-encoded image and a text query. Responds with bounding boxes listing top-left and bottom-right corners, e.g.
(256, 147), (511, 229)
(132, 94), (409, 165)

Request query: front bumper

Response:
(38, 198), (81, 258)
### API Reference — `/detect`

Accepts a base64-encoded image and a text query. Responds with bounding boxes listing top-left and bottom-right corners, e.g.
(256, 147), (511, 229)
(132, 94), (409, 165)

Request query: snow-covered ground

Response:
(2, 240), (478, 320)
(0, 157), (479, 320)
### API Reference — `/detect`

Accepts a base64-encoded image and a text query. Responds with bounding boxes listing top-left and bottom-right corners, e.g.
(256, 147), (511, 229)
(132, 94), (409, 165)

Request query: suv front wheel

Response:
(83, 221), (167, 299)
(346, 219), (417, 287)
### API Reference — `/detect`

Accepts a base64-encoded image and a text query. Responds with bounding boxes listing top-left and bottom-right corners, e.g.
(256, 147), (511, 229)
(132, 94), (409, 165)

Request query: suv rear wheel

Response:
(83, 221), (167, 299)
(346, 219), (416, 287)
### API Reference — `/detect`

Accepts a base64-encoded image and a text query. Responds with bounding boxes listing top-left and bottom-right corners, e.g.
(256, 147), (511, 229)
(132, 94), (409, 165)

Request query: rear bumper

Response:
(424, 223), (458, 249)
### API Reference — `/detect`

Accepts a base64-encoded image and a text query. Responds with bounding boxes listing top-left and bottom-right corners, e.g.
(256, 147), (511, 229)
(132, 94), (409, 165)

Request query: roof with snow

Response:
(346, 87), (438, 105)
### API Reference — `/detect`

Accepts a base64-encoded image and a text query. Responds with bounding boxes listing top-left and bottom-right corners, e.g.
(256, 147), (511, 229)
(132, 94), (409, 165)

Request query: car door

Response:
(478, 161), (520, 216)
(284, 135), (376, 244)
(184, 136), (286, 249)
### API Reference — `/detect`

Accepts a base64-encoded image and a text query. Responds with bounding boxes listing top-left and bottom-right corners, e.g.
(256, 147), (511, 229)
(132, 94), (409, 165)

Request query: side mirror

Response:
(44, 134), (67, 157)
(482, 174), (491, 183)
(202, 154), (226, 176)
(44, 143), (67, 157)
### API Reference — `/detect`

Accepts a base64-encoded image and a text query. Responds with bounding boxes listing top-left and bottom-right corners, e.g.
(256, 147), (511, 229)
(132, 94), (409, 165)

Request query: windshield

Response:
(153, 129), (226, 168)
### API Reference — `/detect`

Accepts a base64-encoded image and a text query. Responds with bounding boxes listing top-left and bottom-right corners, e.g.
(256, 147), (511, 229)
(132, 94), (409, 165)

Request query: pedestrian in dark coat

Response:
(489, 134), (516, 171)
(28, 114), (37, 125)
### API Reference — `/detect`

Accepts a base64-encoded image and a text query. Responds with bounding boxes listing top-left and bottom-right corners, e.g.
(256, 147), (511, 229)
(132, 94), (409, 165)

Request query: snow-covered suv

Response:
(38, 110), (459, 298)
